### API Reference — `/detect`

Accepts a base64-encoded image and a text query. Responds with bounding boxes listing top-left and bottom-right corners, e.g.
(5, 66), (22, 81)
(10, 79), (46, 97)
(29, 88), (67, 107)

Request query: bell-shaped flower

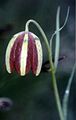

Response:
(5, 31), (43, 76)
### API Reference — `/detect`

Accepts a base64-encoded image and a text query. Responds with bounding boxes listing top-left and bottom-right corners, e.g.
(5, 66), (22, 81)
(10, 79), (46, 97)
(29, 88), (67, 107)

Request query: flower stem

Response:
(25, 19), (64, 120)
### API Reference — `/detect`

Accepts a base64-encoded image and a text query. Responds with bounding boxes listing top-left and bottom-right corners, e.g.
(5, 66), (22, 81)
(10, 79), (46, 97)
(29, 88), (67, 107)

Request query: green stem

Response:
(25, 19), (64, 120)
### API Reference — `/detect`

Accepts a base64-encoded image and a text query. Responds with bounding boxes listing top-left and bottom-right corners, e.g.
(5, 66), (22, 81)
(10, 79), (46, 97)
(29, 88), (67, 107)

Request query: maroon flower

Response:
(5, 31), (43, 76)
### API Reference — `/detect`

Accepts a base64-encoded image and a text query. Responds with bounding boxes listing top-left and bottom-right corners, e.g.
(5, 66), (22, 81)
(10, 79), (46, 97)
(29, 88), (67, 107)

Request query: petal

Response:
(28, 33), (38, 75)
(34, 38), (43, 76)
(30, 32), (43, 76)
(25, 35), (32, 74)
(5, 32), (24, 73)
(19, 33), (29, 76)
(14, 33), (25, 74)
(5, 34), (19, 73)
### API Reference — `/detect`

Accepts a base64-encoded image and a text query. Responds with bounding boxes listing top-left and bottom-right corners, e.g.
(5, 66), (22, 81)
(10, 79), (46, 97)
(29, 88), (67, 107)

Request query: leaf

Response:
(62, 63), (76, 120)
(50, 6), (70, 71)
(54, 6), (60, 70)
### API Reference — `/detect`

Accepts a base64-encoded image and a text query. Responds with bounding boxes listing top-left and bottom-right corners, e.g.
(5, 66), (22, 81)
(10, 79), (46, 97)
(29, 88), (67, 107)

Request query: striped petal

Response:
(30, 32), (43, 76)
(28, 33), (38, 75)
(14, 33), (25, 74)
(35, 38), (43, 76)
(19, 33), (29, 76)
(5, 32), (24, 73)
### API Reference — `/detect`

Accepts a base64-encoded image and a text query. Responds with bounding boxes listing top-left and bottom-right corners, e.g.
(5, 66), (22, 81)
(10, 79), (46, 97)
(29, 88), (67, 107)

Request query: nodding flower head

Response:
(5, 31), (43, 76)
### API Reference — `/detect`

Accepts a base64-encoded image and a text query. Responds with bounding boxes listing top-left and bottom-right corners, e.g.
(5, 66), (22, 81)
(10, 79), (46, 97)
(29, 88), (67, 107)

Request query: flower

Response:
(5, 31), (43, 76)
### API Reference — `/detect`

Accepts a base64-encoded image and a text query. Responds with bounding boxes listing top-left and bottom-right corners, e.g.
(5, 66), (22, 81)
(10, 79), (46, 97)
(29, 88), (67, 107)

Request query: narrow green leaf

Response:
(62, 63), (76, 120)
(50, 7), (70, 71)
(54, 6), (60, 70)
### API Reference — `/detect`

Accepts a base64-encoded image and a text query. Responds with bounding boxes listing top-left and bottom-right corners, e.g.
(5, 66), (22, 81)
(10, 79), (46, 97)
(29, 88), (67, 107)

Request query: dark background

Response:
(0, 0), (75, 120)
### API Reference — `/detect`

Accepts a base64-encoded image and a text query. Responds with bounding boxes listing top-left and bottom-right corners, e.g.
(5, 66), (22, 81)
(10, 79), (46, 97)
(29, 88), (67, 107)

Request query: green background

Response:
(0, 0), (75, 120)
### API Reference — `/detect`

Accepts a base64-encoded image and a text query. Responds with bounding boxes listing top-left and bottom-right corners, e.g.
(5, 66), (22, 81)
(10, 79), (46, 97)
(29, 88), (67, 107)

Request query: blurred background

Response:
(0, 0), (75, 120)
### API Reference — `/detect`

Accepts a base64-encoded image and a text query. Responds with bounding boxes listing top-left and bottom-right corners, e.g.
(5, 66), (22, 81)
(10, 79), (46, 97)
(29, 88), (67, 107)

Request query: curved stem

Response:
(25, 19), (64, 120)
(25, 20), (54, 70)
(25, 20), (50, 57)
